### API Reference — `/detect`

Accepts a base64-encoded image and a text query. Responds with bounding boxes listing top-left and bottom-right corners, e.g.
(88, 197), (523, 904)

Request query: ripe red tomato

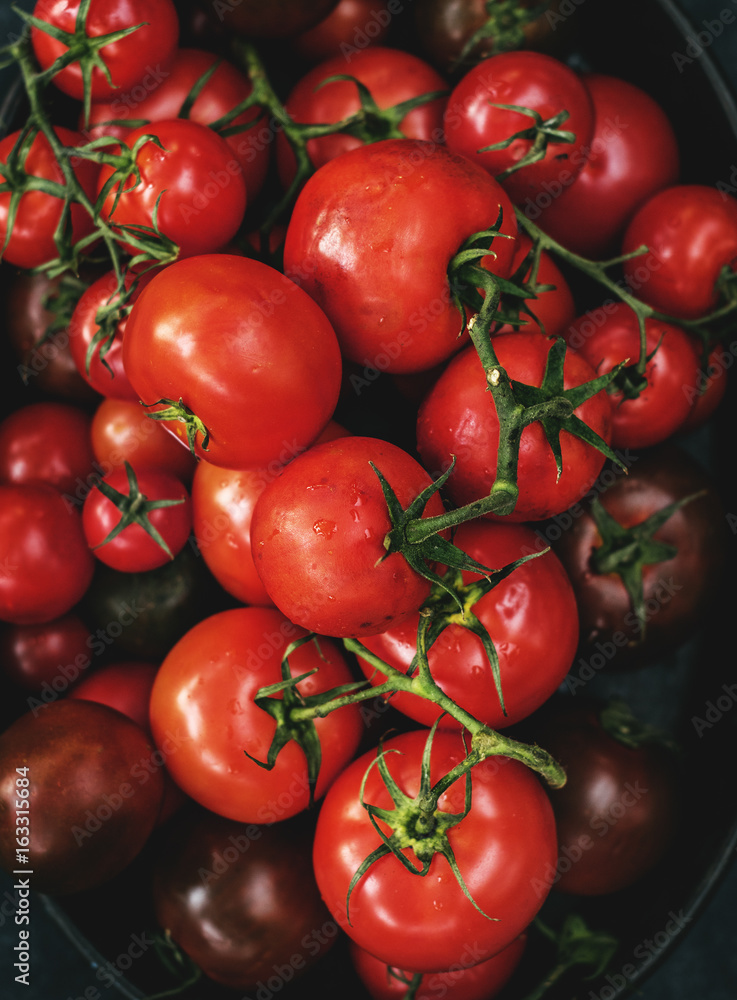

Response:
(30, 0), (179, 104)
(68, 660), (159, 732)
(283, 138), (518, 374)
(443, 50), (594, 207)
(82, 47), (270, 200)
(538, 701), (680, 896)
(350, 933), (527, 1000)
(90, 397), (197, 484)
(0, 126), (99, 270)
(312, 727), (558, 971)
(357, 518), (579, 730)
(122, 254), (343, 469)
(148, 607), (364, 824)
(275, 46), (449, 188)
(82, 464), (192, 572)
(416, 331), (614, 522)
(0, 484), (95, 625)
(96, 120), (247, 260)
(562, 302), (700, 450)
(0, 698), (164, 895)
(530, 73), (680, 259)
(250, 435), (449, 638)
(621, 184), (737, 319)
(0, 401), (95, 495)
(495, 232), (576, 337)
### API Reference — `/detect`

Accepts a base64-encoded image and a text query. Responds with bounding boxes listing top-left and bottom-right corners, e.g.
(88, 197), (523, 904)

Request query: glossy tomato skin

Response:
(0, 401), (95, 495)
(563, 302), (700, 450)
(90, 397), (197, 484)
(250, 435), (448, 638)
(0, 484), (95, 625)
(122, 254), (343, 469)
(68, 268), (157, 400)
(152, 807), (335, 990)
(0, 613), (92, 694)
(148, 607), (363, 823)
(276, 46), (449, 188)
(350, 933), (527, 1000)
(416, 331), (614, 522)
(538, 702), (680, 896)
(551, 444), (728, 664)
(0, 699), (164, 894)
(291, 0), (392, 62)
(30, 0), (179, 103)
(96, 120), (247, 260)
(191, 460), (275, 607)
(531, 73), (680, 260)
(495, 232), (576, 338)
(313, 728), (558, 972)
(0, 127), (99, 271)
(443, 51), (594, 206)
(83, 47), (270, 199)
(621, 184), (737, 319)
(282, 138), (518, 374)
(357, 519), (579, 730)
(82, 465), (192, 572)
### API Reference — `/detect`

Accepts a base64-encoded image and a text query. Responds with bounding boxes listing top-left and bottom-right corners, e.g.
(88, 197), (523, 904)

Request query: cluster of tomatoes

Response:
(0, 1), (734, 998)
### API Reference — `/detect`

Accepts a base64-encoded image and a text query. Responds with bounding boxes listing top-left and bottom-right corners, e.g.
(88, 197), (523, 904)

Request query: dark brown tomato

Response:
(538, 701), (680, 896)
(213, 0), (341, 37)
(551, 443), (728, 665)
(151, 807), (336, 990)
(0, 699), (164, 894)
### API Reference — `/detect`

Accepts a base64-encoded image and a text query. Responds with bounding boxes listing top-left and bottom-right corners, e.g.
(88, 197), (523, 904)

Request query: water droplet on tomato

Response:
(313, 519), (337, 538)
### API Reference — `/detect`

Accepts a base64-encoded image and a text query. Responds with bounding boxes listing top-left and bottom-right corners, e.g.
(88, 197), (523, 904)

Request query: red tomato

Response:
(357, 519), (579, 730)
(82, 47), (270, 200)
(250, 435), (448, 638)
(621, 184), (737, 320)
(0, 484), (95, 625)
(82, 464), (192, 572)
(68, 268), (158, 400)
(350, 933), (527, 1000)
(443, 50), (594, 206)
(563, 302), (700, 449)
(312, 728), (557, 971)
(0, 126), (99, 270)
(291, 0), (392, 62)
(680, 341), (729, 430)
(96, 119), (247, 259)
(90, 397), (197, 484)
(276, 46), (449, 188)
(283, 138), (518, 374)
(191, 460), (275, 607)
(30, 0), (179, 104)
(531, 73), (680, 259)
(121, 254), (343, 469)
(0, 614), (92, 694)
(0, 401), (95, 495)
(416, 331), (614, 522)
(495, 232), (576, 337)
(148, 606), (363, 823)
(68, 660), (159, 731)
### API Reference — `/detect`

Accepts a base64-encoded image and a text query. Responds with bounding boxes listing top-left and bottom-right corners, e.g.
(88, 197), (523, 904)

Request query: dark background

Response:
(0, 0), (735, 998)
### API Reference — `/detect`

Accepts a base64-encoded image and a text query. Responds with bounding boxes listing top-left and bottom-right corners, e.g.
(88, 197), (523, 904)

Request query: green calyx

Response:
(598, 698), (680, 755)
(454, 0), (552, 69)
(346, 721), (498, 925)
(243, 635), (367, 809)
(15, 0), (148, 128)
(522, 913), (619, 1000)
(480, 102), (576, 181)
(92, 461), (185, 559)
(588, 488), (705, 641)
(142, 398), (210, 456)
